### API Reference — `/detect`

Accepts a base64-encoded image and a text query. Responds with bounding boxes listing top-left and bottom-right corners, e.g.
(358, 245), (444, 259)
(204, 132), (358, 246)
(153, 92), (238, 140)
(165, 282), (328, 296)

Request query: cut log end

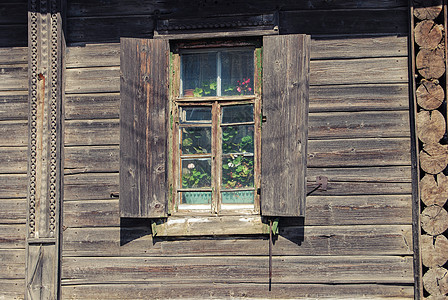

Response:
(421, 205), (448, 236)
(417, 110), (446, 144)
(423, 267), (448, 296)
(421, 234), (448, 268)
(414, 0), (443, 20)
(415, 20), (443, 49)
(416, 48), (446, 79)
(416, 81), (444, 110)
(421, 173), (448, 207)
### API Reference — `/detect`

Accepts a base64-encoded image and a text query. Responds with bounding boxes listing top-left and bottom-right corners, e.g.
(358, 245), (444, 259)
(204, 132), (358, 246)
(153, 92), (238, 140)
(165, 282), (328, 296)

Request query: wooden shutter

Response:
(120, 38), (169, 218)
(261, 34), (310, 217)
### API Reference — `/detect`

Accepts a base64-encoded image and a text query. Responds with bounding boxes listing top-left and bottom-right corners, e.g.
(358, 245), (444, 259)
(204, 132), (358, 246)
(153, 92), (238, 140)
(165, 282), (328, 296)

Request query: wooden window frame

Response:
(169, 40), (263, 216)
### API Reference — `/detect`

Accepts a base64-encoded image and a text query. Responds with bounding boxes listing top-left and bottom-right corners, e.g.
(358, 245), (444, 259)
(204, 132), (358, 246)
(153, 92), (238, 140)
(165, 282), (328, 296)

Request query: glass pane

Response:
(222, 125), (254, 154)
(182, 53), (217, 97)
(179, 106), (211, 124)
(222, 191), (254, 204)
(221, 50), (254, 96)
(222, 155), (254, 189)
(222, 104), (254, 124)
(181, 191), (212, 204)
(181, 127), (211, 154)
(181, 158), (211, 188)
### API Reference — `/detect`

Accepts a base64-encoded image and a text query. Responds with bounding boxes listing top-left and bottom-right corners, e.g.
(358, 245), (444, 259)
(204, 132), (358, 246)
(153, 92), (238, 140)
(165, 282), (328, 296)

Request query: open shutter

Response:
(120, 38), (169, 218)
(261, 34), (310, 217)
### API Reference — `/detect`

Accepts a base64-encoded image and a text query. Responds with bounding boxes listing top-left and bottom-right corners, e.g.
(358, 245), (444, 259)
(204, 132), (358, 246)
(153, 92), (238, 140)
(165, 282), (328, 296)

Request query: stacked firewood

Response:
(414, 0), (448, 298)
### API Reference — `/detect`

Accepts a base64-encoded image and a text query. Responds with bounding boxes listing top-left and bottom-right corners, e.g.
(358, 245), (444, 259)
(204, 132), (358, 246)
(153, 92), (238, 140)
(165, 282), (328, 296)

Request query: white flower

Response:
(228, 162), (234, 168)
(187, 163), (195, 169)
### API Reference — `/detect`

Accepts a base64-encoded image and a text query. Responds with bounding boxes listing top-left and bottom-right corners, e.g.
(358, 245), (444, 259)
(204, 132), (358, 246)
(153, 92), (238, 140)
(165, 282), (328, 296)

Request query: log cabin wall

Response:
(60, 1), (417, 299)
(0, 0), (29, 298)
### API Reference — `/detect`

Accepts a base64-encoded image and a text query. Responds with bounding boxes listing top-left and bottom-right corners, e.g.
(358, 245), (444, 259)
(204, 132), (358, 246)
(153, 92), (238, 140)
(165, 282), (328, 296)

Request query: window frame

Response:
(169, 39), (263, 216)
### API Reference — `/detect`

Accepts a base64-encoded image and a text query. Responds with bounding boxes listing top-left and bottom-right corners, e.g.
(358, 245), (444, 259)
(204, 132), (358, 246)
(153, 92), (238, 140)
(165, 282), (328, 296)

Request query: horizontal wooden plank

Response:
(65, 93), (120, 120)
(0, 64), (27, 91)
(0, 249), (25, 280)
(310, 57), (408, 86)
(280, 8), (408, 35)
(65, 145), (119, 174)
(0, 147), (27, 174)
(61, 282), (414, 299)
(308, 138), (412, 167)
(0, 25), (27, 48)
(61, 255), (413, 284)
(0, 174), (27, 199)
(0, 91), (28, 120)
(62, 224), (412, 257)
(0, 47), (27, 65)
(307, 166), (411, 182)
(309, 84), (409, 112)
(0, 199), (26, 224)
(0, 4), (27, 25)
(0, 121), (27, 146)
(0, 224), (25, 249)
(66, 44), (120, 68)
(65, 67), (120, 94)
(64, 119), (119, 146)
(308, 111), (410, 140)
(0, 279), (25, 299)
(67, 16), (155, 44)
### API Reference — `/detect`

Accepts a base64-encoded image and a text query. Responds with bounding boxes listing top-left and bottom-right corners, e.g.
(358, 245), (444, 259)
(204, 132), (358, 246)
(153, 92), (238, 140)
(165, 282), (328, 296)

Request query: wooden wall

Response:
(0, 1), (28, 298)
(61, 0), (415, 298)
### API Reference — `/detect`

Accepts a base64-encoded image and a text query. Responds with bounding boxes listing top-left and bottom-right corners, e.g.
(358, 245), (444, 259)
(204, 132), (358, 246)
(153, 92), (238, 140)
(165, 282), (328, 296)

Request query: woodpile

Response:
(413, 0), (448, 298)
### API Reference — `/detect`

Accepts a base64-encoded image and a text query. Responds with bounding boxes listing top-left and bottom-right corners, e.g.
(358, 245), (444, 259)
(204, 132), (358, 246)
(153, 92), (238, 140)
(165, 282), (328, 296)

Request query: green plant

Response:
(193, 81), (217, 97)
(222, 154), (254, 189)
(182, 162), (211, 188)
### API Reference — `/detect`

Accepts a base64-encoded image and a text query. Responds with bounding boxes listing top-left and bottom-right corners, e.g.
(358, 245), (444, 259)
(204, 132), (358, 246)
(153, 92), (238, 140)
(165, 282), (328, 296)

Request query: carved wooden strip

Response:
(61, 283), (414, 299)
(0, 91), (28, 121)
(0, 174), (27, 199)
(0, 224), (25, 248)
(0, 199), (26, 224)
(0, 121), (27, 146)
(0, 249), (25, 279)
(310, 57), (408, 85)
(0, 147), (27, 174)
(61, 255), (413, 284)
(0, 64), (27, 91)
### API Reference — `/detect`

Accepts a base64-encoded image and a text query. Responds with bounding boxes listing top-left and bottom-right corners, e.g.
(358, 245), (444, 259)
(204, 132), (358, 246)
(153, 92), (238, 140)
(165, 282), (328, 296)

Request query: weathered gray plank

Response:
(0, 91), (28, 120)
(0, 64), (27, 91)
(61, 282), (413, 299)
(62, 224), (412, 257)
(0, 147), (27, 174)
(0, 199), (26, 224)
(61, 255), (413, 284)
(309, 84), (409, 112)
(64, 146), (119, 174)
(310, 57), (408, 85)
(280, 8), (408, 35)
(66, 44), (120, 68)
(261, 34), (310, 217)
(308, 111), (410, 140)
(0, 174), (27, 199)
(0, 249), (25, 280)
(0, 224), (25, 248)
(65, 67), (120, 94)
(307, 166), (411, 182)
(0, 279), (25, 299)
(65, 93), (120, 120)
(64, 119), (119, 146)
(308, 138), (412, 167)
(64, 173), (118, 201)
(0, 121), (27, 146)
(0, 47), (27, 65)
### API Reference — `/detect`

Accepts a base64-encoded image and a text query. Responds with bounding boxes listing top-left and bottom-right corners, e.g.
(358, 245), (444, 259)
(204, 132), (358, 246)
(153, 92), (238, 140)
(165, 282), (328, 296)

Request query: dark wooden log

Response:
(416, 110), (446, 143)
(0, 25), (27, 47)
(416, 80), (444, 110)
(421, 205), (448, 236)
(419, 143), (448, 174)
(421, 234), (448, 268)
(420, 173), (448, 207)
(422, 267), (448, 296)
(414, 20), (443, 49)
(416, 48), (446, 79)
(413, 0), (443, 20)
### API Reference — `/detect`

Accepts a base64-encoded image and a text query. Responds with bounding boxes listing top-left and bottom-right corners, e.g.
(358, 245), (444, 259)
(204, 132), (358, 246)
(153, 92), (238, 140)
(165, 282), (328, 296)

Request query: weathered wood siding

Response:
(62, 1), (413, 298)
(0, 43), (28, 299)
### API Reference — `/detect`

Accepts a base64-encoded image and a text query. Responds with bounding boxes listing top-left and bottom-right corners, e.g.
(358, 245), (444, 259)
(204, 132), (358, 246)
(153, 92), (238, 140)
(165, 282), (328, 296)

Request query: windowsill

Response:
(151, 215), (269, 236)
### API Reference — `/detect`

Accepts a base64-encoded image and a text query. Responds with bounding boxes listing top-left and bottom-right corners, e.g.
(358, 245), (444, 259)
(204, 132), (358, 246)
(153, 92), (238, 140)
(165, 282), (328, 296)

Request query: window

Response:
(171, 46), (261, 215)
(119, 35), (310, 235)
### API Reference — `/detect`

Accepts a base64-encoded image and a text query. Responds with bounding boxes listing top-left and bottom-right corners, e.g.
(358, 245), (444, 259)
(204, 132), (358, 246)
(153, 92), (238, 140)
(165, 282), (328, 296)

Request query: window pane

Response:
(181, 127), (211, 154)
(222, 104), (254, 124)
(221, 50), (254, 96)
(182, 53), (217, 97)
(181, 158), (211, 188)
(181, 191), (212, 204)
(222, 191), (254, 204)
(222, 125), (254, 154)
(179, 106), (211, 124)
(222, 155), (254, 189)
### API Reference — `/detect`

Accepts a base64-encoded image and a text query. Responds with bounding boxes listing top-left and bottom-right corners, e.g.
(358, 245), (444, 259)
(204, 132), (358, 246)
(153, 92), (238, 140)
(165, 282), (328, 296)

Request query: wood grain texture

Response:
(0, 174), (27, 199)
(0, 249), (25, 279)
(65, 67), (120, 94)
(417, 110), (446, 143)
(0, 279), (25, 299)
(65, 93), (120, 120)
(416, 80), (444, 110)
(0, 147), (27, 174)
(64, 120), (119, 146)
(0, 224), (25, 248)
(0, 47), (27, 65)
(261, 34), (310, 216)
(0, 199), (26, 224)
(421, 205), (448, 236)
(0, 121), (27, 146)
(0, 64), (27, 91)
(420, 173), (448, 207)
(120, 38), (169, 218)
(61, 255), (413, 284)
(0, 91), (28, 121)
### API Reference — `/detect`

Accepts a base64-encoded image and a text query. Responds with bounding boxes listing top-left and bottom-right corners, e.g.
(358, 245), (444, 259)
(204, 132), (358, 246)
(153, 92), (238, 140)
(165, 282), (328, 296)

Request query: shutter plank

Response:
(261, 34), (310, 217)
(120, 38), (169, 218)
